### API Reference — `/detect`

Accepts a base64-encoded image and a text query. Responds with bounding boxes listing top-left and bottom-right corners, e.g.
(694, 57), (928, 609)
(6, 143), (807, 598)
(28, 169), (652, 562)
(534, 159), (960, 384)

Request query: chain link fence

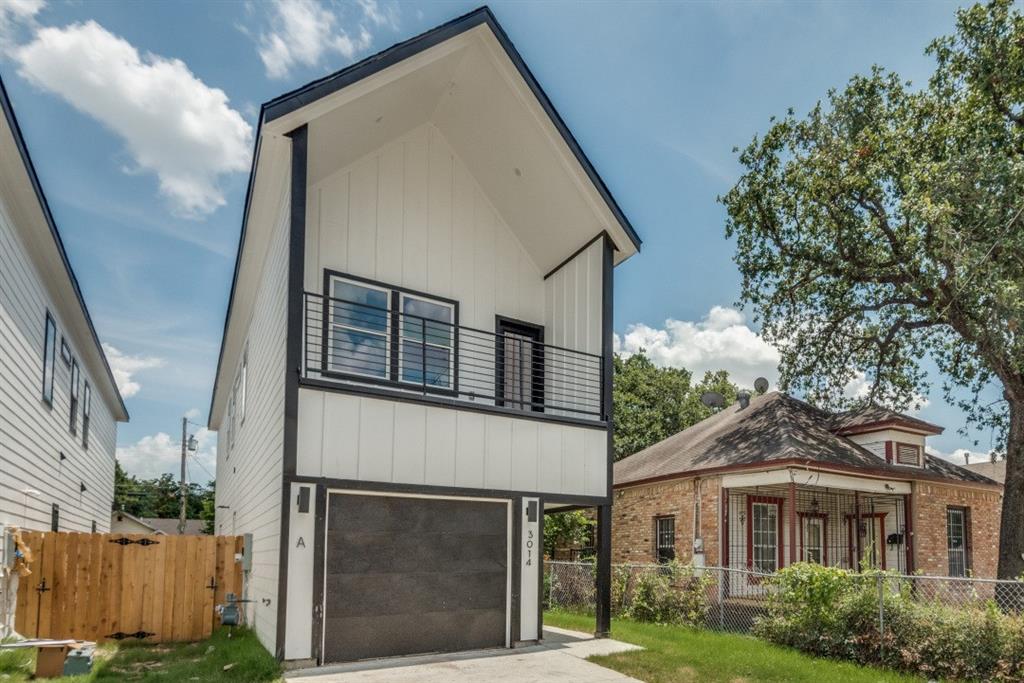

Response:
(546, 560), (1024, 634)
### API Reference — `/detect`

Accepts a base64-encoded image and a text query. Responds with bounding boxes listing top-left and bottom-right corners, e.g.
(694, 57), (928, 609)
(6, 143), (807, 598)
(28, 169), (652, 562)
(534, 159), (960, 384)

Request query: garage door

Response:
(323, 492), (509, 663)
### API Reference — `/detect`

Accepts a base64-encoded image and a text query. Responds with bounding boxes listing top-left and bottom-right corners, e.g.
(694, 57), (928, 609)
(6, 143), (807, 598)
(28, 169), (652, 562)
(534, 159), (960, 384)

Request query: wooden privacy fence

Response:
(14, 532), (244, 643)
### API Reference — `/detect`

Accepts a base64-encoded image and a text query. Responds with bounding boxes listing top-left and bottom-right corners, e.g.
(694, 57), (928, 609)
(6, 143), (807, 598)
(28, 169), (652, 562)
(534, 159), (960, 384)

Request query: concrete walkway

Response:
(286, 626), (643, 682)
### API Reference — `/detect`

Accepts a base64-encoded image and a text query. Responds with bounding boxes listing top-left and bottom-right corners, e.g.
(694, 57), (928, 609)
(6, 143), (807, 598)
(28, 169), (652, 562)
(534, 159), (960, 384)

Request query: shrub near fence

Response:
(758, 564), (1024, 682)
(546, 560), (1024, 681)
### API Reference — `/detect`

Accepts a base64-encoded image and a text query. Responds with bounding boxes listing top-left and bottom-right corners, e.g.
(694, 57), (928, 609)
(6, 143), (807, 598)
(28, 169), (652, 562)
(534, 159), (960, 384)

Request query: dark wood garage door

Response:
(323, 493), (509, 663)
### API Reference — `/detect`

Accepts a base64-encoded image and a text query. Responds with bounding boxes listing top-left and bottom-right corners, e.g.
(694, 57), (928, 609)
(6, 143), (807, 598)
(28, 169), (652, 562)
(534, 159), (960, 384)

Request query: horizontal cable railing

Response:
(303, 291), (604, 419)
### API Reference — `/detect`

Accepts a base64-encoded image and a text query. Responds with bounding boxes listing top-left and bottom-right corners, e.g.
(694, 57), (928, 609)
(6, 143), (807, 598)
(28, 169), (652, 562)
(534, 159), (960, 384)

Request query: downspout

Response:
(692, 478), (705, 569)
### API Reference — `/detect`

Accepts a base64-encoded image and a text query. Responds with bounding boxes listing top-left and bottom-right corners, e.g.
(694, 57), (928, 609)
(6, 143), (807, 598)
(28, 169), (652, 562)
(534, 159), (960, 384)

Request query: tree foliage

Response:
(613, 351), (739, 460)
(721, 0), (1024, 578)
(114, 459), (213, 523)
(543, 510), (594, 558)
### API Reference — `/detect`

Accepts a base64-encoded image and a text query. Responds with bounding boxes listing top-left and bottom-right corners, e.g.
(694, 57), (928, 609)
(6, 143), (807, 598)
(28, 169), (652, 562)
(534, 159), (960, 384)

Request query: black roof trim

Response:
(207, 109), (264, 427)
(0, 74), (128, 420)
(262, 5), (641, 253)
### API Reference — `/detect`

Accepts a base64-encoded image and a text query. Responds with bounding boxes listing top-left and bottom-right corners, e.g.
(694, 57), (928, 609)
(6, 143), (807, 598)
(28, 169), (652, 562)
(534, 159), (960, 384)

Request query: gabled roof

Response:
(614, 392), (995, 488)
(830, 404), (943, 435)
(209, 6), (641, 426)
(0, 74), (128, 421)
(260, 5), (640, 254)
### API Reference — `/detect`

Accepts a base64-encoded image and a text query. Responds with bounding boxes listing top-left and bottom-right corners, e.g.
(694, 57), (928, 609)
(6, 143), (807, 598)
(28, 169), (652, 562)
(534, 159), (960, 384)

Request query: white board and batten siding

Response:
(297, 122), (607, 498)
(296, 390), (606, 497)
(214, 184), (290, 654)
(0, 195), (117, 538)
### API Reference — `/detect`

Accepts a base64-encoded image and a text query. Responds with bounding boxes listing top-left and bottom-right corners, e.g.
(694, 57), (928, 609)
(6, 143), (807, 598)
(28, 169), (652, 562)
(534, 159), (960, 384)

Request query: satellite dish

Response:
(754, 377), (769, 394)
(701, 391), (725, 408)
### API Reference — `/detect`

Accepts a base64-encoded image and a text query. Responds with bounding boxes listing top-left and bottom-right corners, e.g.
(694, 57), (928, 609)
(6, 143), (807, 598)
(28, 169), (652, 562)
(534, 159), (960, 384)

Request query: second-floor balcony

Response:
(302, 291), (605, 422)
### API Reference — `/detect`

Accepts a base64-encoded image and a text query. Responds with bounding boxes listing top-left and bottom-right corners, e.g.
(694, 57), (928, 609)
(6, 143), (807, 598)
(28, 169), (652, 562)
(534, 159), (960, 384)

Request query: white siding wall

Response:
(299, 122), (607, 498)
(304, 123), (545, 326)
(214, 184), (290, 654)
(0, 194), (117, 538)
(296, 390), (606, 498)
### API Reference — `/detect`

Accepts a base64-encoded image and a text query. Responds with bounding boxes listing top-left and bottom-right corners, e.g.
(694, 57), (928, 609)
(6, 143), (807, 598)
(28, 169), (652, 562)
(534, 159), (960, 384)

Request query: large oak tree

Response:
(722, 1), (1024, 579)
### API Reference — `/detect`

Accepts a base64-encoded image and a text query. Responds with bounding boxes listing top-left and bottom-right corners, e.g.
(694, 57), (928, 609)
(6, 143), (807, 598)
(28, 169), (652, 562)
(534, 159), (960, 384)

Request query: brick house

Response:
(612, 391), (1003, 581)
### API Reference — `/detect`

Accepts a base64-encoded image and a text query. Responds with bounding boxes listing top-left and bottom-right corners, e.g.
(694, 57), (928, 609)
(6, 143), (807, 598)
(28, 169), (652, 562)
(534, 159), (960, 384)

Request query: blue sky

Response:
(0, 0), (998, 480)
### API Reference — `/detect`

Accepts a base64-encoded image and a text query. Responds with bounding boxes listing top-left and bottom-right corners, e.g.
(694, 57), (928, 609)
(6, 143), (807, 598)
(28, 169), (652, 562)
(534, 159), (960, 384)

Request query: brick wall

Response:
(911, 481), (1002, 578)
(610, 476), (722, 564)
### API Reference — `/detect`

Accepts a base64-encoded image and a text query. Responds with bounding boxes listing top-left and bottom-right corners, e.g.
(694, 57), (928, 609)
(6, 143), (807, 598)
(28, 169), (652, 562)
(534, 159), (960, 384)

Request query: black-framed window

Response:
(325, 273), (456, 392)
(91, 520), (97, 533)
(947, 506), (971, 577)
(495, 317), (544, 412)
(655, 516), (675, 563)
(42, 312), (56, 406)
(60, 337), (72, 365)
(69, 359), (80, 435)
(51, 503), (59, 532)
(82, 381), (91, 449)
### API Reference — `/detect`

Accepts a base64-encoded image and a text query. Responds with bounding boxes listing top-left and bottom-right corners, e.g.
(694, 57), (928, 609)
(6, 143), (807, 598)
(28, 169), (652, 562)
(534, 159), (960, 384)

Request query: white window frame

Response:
(328, 276), (392, 380)
(751, 501), (780, 574)
(397, 292), (455, 390)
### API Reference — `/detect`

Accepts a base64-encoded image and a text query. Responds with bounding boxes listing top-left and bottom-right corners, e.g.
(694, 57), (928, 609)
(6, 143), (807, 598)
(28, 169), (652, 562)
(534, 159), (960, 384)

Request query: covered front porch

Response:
(721, 469), (912, 595)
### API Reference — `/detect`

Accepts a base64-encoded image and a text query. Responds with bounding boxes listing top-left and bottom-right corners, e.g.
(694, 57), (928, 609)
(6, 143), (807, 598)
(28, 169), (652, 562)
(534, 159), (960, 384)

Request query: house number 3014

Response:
(525, 529), (534, 566)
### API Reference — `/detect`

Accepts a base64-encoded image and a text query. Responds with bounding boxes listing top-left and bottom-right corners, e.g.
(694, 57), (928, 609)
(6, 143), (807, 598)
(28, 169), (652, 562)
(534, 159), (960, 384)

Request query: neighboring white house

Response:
(209, 7), (640, 665)
(0, 75), (128, 548)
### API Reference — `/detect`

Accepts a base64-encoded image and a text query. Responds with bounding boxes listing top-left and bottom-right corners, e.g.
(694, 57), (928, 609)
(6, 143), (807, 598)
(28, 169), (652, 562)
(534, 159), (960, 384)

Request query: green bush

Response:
(623, 562), (712, 627)
(755, 563), (1024, 681)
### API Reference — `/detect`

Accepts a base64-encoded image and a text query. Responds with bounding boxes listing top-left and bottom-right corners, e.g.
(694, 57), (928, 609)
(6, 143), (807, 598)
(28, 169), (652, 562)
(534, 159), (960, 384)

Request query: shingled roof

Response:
(830, 404), (943, 435)
(614, 392), (996, 488)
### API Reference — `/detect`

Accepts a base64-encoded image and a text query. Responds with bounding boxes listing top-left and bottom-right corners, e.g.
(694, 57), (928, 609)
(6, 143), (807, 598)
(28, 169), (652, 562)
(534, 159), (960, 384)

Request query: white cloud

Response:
(843, 370), (930, 413)
(0, 0), (42, 49)
(926, 446), (997, 467)
(102, 343), (164, 398)
(614, 306), (781, 388)
(184, 407), (202, 420)
(116, 427), (216, 481)
(256, 0), (393, 79)
(14, 21), (252, 217)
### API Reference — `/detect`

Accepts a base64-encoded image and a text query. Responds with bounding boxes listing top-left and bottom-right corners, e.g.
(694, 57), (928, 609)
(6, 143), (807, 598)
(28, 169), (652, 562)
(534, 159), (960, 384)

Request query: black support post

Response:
(595, 503), (612, 637)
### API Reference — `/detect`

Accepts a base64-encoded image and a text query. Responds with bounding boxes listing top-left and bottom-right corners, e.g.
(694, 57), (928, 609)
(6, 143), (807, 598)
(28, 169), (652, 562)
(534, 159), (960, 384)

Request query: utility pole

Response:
(178, 416), (187, 535)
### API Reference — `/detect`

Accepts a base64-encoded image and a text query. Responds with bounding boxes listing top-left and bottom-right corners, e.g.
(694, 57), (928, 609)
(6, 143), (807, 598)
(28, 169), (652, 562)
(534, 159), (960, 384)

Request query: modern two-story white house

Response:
(209, 7), (640, 665)
(0, 76), (128, 541)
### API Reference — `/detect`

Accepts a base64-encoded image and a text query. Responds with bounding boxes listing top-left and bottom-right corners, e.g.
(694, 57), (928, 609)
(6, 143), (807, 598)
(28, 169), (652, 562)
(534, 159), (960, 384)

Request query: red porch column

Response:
(788, 481), (797, 566)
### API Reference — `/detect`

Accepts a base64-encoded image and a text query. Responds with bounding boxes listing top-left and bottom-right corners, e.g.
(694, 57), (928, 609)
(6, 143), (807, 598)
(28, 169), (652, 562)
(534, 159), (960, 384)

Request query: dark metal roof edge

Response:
(261, 5), (641, 253)
(0, 74), (128, 421)
(207, 109), (264, 428)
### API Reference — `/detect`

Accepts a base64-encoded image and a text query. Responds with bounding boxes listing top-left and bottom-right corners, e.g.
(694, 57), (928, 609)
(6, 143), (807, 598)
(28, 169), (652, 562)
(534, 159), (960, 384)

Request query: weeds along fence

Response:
(545, 560), (1024, 634)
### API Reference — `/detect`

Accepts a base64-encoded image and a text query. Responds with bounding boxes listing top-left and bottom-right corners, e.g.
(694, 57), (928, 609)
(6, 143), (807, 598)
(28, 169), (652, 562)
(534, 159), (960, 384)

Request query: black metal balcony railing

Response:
(303, 292), (604, 419)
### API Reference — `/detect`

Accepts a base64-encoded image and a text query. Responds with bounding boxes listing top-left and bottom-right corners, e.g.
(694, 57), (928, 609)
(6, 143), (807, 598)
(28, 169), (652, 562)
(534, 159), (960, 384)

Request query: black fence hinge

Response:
(109, 537), (160, 546)
(106, 631), (155, 640)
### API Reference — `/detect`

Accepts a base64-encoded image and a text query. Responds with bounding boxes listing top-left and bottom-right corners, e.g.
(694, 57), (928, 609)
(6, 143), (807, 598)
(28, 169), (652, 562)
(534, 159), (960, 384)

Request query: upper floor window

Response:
(42, 312), (56, 406)
(69, 359), (80, 435)
(896, 443), (921, 466)
(238, 346), (248, 424)
(655, 516), (675, 563)
(82, 381), (91, 449)
(326, 274), (455, 391)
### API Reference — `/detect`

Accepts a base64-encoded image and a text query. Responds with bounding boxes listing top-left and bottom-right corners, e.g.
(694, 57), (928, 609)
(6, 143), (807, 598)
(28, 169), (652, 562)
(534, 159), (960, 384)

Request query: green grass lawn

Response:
(0, 627), (281, 682)
(545, 610), (921, 683)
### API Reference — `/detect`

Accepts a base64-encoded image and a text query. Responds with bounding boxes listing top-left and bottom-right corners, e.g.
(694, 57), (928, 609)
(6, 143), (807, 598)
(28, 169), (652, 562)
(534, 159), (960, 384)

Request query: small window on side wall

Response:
(69, 359), (80, 435)
(82, 381), (91, 449)
(42, 312), (56, 406)
(655, 516), (675, 564)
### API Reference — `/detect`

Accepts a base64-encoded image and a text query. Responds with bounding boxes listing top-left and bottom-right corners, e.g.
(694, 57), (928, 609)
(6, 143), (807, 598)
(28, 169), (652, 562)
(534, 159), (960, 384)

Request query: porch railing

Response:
(302, 291), (605, 420)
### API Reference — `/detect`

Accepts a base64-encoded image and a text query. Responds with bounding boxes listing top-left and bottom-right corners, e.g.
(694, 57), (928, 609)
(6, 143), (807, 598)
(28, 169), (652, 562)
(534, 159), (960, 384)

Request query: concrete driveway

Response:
(286, 626), (643, 682)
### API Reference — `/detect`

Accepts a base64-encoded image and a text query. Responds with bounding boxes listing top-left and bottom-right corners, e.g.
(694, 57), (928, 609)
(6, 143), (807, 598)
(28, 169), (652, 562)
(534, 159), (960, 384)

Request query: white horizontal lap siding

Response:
(544, 239), (603, 419)
(0, 196), (117, 535)
(214, 184), (290, 654)
(296, 390), (606, 497)
(303, 123), (545, 405)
